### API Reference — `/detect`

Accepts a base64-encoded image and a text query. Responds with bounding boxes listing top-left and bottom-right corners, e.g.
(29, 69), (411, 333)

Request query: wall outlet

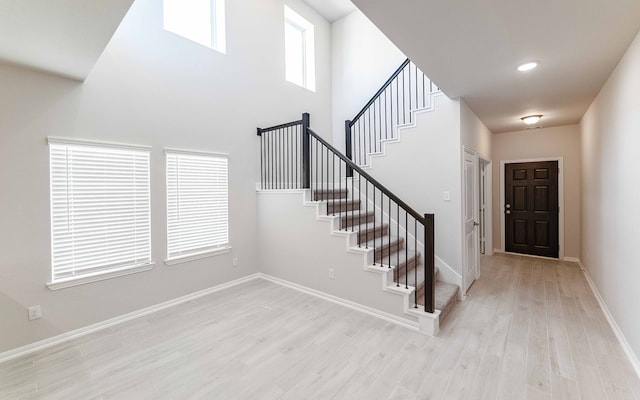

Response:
(443, 191), (451, 201)
(232, 257), (239, 267)
(329, 268), (335, 279)
(28, 305), (41, 321)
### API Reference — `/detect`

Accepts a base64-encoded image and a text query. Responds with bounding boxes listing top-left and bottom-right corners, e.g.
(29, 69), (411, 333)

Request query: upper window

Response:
(284, 6), (315, 91)
(163, 0), (226, 53)
(165, 150), (229, 263)
(48, 139), (153, 289)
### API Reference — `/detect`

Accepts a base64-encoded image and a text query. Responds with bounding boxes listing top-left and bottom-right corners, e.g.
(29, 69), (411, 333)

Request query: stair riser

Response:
(393, 256), (421, 275)
(340, 213), (375, 228)
(357, 226), (390, 244)
(327, 202), (361, 214)
(374, 241), (405, 261)
(313, 191), (347, 201)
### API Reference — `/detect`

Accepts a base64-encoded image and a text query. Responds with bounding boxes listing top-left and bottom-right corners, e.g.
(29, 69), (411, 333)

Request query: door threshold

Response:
(495, 250), (560, 261)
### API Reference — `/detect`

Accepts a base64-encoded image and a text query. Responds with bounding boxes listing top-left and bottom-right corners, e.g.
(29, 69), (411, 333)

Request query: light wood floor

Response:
(1, 254), (639, 399)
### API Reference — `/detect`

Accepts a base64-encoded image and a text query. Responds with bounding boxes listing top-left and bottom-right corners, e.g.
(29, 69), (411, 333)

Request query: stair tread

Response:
(393, 264), (425, 289)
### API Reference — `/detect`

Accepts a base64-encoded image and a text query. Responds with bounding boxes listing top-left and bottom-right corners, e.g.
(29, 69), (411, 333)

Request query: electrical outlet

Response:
(232, 257), (239, 267)
(329, 268), (335, 279)
(443, 191), (451, 201)
(28, 305), (41, 321)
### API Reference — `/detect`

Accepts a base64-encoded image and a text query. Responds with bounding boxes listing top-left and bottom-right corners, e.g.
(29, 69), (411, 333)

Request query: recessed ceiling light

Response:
(517, 61), (539, 72)
(521, 115), (543, 125)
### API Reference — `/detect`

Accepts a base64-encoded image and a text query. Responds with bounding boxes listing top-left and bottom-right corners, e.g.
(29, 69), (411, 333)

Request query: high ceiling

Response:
(1, 0), (638, 133)
(349, 0), (640, 133)
(0, 0), (134, 81)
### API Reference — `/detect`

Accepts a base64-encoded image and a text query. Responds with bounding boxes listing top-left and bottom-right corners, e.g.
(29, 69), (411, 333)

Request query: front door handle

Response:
(505, 210), (511, 215)
(473, 221), (480, 226)
(505, 204), (511, 209)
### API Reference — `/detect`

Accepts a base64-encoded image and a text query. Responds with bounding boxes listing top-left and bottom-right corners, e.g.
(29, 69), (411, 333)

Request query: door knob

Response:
(505, 204), (511, 209)
(473, 221), (480, 226)
(505, 210), (511, 215)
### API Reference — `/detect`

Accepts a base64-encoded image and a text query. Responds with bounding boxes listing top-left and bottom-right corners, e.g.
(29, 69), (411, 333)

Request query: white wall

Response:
(362, 95), (463, 283)
(491, 125), (581, 260)
(460, 100), (492, 159)
(580, 31), (640, 361)
(331, 10), (405, 151)
(256, 191), (416, 322)
(0, 0), (332, 353)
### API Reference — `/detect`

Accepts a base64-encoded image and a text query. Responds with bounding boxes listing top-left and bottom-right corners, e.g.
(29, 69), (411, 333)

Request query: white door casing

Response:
(462, 148), (479, 294)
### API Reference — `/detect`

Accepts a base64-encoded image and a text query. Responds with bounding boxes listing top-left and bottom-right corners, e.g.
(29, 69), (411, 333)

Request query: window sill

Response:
(164, 246), (232, 266)
(47, 263), (156, 291)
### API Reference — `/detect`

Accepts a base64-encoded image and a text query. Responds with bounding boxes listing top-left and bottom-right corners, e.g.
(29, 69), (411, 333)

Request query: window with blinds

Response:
(49, 138), (152, 286)
(166, 150), (229, 261)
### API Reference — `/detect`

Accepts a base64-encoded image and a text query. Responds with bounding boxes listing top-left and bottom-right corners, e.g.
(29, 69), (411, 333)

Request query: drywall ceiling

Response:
(0, 0), (134, 81)
(301, 0), (357, 22)
(351, 0), (640, 133)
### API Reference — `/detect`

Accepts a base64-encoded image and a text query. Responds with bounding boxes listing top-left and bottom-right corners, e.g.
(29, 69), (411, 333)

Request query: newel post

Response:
(345, 120), (353, 178)
(424, 213), (435, 313)
(302, 113), (310, 189)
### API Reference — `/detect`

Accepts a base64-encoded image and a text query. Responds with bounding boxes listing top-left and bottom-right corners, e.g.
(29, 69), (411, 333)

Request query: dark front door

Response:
(505, 161), (559, 258)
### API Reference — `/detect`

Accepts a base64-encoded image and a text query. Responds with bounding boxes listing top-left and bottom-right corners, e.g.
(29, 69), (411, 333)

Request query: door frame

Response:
(461, 147), (492, 293)
(479, 157), (493, 256)
(499, 157), (564, 260)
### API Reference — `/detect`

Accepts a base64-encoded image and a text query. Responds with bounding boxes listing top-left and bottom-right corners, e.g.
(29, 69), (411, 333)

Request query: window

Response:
(48, 138), (153, 289)
(165, 150), (229, 263)
(163, 0), (226, 53)
(284, 6), (315, 91)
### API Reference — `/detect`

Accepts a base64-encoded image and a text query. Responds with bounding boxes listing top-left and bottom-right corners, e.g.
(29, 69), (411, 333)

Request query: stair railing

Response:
(345, 59), (439, 170)
(257, 113), (435, 313)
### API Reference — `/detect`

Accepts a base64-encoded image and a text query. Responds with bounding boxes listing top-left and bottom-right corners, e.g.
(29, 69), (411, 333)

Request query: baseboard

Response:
(0, 273), (261, 364)
(580, 261), (640, 379)
(563, 256), (581, 263)
(257, 273), (419, 332)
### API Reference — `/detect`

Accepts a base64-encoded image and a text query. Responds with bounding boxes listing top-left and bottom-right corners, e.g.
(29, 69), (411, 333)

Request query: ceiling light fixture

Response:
(521, 115), (543, 125)
(517, 61), (539, 72)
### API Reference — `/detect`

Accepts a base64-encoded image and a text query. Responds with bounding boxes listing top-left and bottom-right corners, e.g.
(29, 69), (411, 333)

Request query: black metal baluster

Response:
(351, 170), (354, 231)
(395, 78), (399, 138)
(357, 173), (361, 247)
(402, 68), (406, 125)
(388, 198), (391, 270)
(372, 187), (376, 265)
(408, 64), (412, 120)
(259, 132), (264, 189)
(368, 109), (371, 160)
(332, 153), (336, 216)
(404, 210), (410, 290)
(415, 63), (419, 110)
(315, 135), (318, 199)
(365, 179), (368, 249)
(422, 70), (426, 108)
(414, 218), (418, 308)
(396, 202), (400, 287)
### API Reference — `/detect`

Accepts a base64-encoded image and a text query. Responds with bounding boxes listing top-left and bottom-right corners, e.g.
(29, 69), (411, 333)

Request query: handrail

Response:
(257, 119), (303, 135)
(308, 128), (425, 224)
(349, 58), (410, 127)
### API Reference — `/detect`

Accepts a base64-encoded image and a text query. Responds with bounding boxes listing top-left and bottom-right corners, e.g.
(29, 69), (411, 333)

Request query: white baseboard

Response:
(580, 262), (640, 379)
(257, 273), (419, 332)
(563, 256), (581, 263)
(0, 273), (261, 364)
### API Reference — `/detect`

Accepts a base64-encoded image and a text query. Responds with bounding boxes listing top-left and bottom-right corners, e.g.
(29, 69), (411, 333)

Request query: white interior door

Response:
(462, 149), (479, 293)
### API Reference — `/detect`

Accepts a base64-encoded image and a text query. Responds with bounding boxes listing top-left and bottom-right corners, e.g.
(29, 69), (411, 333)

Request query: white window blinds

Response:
(49, 139), (152, 283)
(166, 150), (229, 260)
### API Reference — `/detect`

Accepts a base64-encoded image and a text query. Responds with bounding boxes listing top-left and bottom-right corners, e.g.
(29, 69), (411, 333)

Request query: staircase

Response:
(312, 187), (458, 324)
(256, 59), (459, 333)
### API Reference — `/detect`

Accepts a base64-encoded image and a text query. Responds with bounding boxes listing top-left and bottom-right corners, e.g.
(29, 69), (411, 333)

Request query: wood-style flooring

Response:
(1, 253), (639, 399)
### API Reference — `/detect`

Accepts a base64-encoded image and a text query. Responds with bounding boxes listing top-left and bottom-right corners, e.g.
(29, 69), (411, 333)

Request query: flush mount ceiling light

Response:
(521, 115), (543, 125)
(517, 61), (539, 72)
